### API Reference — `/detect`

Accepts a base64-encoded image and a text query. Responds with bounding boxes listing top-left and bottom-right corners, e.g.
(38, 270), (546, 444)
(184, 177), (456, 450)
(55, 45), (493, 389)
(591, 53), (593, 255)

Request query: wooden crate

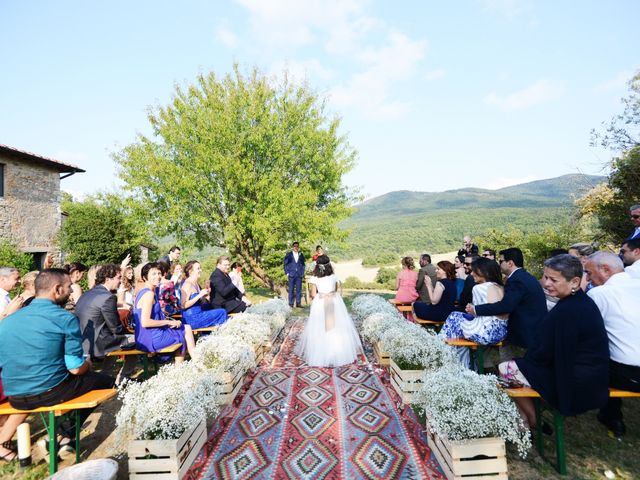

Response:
(427, 432), (508, 480)
(254, 342), (268, 365)
(219, 367), (247, 405)
(389, 358), (424, 404)
(128, 417), (207, 480)
(373, 341), (390, 367)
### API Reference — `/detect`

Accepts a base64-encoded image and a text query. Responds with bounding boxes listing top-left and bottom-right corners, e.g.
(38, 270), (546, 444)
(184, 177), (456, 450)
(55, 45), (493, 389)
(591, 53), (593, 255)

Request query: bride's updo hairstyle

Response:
(313, 255), (334, 278)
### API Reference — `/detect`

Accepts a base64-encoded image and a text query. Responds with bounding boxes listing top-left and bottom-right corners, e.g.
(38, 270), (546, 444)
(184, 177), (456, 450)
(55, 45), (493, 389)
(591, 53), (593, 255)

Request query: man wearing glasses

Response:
(456, 255), (478, 311)
(627, 204), (640, 241)
(482, 249), (496, 261)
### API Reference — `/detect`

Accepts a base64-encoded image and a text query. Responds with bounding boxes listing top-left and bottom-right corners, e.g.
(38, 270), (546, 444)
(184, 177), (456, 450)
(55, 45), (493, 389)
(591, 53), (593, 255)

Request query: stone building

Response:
(0, 144), (84, 268)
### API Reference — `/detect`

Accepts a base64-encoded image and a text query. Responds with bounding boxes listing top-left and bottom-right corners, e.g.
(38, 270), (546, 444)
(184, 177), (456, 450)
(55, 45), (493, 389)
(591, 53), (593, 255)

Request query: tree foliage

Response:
(114, 66), (356, 290)
(0, 241), (34, 274)
(59, 196), (145, 266)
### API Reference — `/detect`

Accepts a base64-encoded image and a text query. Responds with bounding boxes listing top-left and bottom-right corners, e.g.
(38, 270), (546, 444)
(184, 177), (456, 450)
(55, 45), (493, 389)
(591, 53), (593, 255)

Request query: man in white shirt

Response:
(585, 251), (640, 437)
(0, 267), (21, 315)
(621, 238), (640, 279)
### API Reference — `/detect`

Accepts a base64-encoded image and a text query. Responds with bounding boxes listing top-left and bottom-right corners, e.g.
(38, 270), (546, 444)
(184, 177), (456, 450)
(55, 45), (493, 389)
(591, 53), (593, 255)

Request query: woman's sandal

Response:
(0, 440), (17, 463)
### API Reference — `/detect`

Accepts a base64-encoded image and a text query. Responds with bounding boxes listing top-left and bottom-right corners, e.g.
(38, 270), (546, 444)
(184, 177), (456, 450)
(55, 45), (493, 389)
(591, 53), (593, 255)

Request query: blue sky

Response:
(1, 0), (638, 199)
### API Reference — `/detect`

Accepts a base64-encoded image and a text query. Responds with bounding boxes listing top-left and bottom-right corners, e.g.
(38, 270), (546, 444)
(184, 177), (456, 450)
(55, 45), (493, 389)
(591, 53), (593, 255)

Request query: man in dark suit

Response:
(76, 264), (137, 385)
(284, 242), (305, 308)
(159, 245), (181, 265)
(416, 254), (437, 303)
(466, 248), (546, 353)
(209, 255), (246, 313)
(626, 204), (640, 241)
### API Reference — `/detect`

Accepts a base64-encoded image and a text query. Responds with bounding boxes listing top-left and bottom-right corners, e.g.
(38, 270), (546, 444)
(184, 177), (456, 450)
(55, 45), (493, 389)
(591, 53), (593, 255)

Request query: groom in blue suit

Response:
(466, 247), (547, 351)
(284, 242), (305, 308)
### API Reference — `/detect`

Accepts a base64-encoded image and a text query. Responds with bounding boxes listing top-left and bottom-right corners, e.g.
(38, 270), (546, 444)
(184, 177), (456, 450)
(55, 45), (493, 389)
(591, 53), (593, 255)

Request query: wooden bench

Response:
(445, 338), (503, 374)
(0, 389), (117, 475)
(106, 343), (182, 379)
(388, 299), (413, 319)
(505, 387), (640, 475)
(414, 315), (445, 332)
(192, 326), (219, 336)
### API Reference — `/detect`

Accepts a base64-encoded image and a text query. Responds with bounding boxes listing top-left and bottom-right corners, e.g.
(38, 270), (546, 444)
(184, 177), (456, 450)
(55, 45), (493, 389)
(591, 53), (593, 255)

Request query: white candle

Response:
(17, 422), (32, 467)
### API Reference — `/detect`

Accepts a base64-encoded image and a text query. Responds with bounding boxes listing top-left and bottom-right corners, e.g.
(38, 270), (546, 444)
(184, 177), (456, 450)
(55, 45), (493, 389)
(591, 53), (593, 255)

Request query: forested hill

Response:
(334, 174), (604, 263)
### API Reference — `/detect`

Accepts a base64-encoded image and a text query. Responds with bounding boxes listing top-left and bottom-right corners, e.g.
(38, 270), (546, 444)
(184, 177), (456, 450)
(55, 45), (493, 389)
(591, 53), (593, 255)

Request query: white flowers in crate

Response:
(247, 300), (288, 334)
(115, 362), (222, 445)
(380, 322), (458, 370)
(361, 312), (404, 343)
(194, 332), (256, 375)
(413, 366), (532, 458)
(351, 294), (397, 318)
(217, 312), (271, 346)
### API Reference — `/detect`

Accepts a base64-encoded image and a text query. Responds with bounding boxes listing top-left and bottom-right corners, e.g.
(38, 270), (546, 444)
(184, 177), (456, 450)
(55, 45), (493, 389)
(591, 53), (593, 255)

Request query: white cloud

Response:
(483, 175), (541, 190)
(484, 79), (563, 111)
(215, 26), (239, 48)
(425, 68), (446, 81)
(594, 71), (633, 92)
(269, 59), (334, 83)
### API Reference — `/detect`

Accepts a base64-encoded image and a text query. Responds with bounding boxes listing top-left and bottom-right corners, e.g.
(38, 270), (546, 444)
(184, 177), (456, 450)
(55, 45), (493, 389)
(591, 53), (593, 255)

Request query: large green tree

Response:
(114, 67), (356, 291)
(582, 71), (640, 244)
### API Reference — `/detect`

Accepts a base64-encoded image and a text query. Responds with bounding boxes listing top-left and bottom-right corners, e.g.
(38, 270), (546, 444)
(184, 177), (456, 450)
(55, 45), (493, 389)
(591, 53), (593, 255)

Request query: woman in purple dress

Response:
(180, 261), (227, 328)
(134, 262), (196, 362)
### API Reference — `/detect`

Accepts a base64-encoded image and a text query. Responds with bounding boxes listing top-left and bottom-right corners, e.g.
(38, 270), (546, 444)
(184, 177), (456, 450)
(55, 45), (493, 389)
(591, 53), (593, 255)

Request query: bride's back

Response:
(313, 274), (338, 294)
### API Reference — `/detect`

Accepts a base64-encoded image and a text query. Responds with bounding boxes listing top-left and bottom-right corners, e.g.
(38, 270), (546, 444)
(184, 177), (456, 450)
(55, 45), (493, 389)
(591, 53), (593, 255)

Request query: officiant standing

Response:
(284, 242), (305, 308)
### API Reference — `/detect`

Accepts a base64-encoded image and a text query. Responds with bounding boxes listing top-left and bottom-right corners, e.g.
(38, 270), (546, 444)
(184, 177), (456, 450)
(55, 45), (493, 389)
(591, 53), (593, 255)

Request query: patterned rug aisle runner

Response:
(185, 318), (444, 480)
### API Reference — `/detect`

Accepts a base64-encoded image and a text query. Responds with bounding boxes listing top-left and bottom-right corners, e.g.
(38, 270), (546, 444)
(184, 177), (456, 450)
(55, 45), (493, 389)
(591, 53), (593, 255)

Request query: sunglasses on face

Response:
(482, 254), (491, 257)
(632, 215), (640, 219)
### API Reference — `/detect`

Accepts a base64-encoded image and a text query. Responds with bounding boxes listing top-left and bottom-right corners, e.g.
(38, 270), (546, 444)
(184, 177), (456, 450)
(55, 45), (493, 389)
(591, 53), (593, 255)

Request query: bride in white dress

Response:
(296, 255), (363, 367)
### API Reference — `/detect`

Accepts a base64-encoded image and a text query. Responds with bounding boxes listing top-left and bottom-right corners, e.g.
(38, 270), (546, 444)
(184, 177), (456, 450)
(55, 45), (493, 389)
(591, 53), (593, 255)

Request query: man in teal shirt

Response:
(0, 269), (113, 444)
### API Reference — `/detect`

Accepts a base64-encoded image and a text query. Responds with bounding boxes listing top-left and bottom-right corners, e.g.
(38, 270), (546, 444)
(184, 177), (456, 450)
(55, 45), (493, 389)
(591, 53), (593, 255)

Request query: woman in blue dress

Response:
(413, 261), (458, 321)
(180, 261), (228, 328)
(134, 262), (196, 362)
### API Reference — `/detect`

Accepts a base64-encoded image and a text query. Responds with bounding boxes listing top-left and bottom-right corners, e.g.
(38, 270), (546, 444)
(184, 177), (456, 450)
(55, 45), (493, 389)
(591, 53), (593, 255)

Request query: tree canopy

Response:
(114, 66), (356, 290)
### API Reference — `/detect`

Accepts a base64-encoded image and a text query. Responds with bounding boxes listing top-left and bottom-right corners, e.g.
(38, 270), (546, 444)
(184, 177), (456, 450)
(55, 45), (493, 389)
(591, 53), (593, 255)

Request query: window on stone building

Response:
(0, 163), (4, 197)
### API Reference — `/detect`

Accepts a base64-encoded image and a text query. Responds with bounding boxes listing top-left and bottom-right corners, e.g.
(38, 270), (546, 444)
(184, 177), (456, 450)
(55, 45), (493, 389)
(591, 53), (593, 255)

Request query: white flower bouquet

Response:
(115, 362), (222, 445)
(413, 366), (531, 458)
(217, 312), (271, 347)
(361, 312), (404, 343)
(247, 298), (291, 319)
(380, 322), (458, 371)
(351, 294), (398, 318)
(194, 332), (256, 375)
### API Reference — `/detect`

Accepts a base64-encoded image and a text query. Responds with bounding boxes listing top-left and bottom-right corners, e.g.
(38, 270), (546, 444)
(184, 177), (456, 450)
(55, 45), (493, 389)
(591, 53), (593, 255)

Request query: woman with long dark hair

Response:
(295, 255), (362, 367)
(413, 261), (458, 321)
(180, 261), (227, 328)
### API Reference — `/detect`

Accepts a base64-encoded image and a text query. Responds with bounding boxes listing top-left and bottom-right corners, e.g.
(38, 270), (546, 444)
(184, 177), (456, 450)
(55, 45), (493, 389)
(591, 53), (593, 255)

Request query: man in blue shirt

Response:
(0, 269), (113, 446)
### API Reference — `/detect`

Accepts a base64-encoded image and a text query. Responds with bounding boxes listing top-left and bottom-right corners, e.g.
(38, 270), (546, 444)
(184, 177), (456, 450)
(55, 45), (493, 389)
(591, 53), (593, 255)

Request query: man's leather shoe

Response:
(597, 412), (626, 437)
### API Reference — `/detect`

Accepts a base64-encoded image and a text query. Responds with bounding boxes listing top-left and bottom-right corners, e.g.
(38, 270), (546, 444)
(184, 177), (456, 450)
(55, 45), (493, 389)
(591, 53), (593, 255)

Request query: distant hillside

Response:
(333, 174), (604, 262)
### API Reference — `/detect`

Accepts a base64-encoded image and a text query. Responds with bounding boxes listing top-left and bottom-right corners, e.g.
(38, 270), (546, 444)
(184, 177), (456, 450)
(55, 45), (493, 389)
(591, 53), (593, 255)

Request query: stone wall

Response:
(0, 154), (62, 254)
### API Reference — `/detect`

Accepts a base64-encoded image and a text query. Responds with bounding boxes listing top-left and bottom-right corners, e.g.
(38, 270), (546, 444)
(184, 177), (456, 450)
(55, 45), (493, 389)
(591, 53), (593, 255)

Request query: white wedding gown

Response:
(296, 274), (362, 367)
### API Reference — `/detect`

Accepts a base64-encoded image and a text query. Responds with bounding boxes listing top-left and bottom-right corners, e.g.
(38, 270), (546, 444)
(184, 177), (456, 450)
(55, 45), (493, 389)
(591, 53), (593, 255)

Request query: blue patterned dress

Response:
(182, 289), (228, 329)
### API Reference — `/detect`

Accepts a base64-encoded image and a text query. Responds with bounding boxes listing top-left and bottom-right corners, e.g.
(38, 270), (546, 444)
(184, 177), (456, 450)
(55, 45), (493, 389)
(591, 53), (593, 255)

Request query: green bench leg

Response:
(476, 347), (485, 374)
(554, 411), (566, 475)
(142, 354), (150, 379)
(48, 411), (58, 475)
(74, 409), (81, 464)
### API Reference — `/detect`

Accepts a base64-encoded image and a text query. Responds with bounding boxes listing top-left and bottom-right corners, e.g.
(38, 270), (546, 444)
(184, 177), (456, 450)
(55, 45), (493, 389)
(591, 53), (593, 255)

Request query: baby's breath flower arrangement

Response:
(361, 312), (404, 343)
(413, 366), (531, 458)
(194, 332), (256, 375)
(351, 294), (398, 318)
(115, 362), (222, 446)
(380, 322), (458, 371)
(247, 298), (291, 324)
(217, 312), (271, 346)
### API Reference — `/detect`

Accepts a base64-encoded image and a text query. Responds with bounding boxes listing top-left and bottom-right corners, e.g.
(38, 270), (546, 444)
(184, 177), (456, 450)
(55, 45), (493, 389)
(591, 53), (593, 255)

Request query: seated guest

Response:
(455, 254), (478, 311)
(413, 261), (457, 321)
(209, 256), (247, 313)
(498, 255), (609, 428)
(0, 267), (21, 319)
(76, 264), (138, 385)
(180, 261), (227, 328)
(134, 262), (196, 362)
(395, 256), (419, 303)
(117, 265), (135, 308)
(585, 252), (640, 437)
(0, 269), (114, 457)
(454, 255), (466, 280)
(157, 262), (181, 316)
(229, 262), (252, 307)
(458, 235), (479, 258)
(442, 257), (508, 344)
(416, 254), (437, 304)
(621, 238), (640, 279)
(466, 248), (546, 355)
(568, 242), (598, 291)
(482, 249), (496, 260)
(63, 262), (88, 308)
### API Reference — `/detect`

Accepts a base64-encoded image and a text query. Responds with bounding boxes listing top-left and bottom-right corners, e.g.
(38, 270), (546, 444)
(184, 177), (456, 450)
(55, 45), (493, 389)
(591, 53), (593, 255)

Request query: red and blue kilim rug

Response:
(185, 319), (444, 480)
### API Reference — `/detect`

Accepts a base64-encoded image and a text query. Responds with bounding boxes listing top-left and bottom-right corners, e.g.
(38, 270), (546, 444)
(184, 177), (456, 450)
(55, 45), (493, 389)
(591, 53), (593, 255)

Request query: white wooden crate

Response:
(389, 357), (424, 404)
(373, 341), (390, 367)
(128, 417), (207, 480)
(427, 432), (508, 480)
(218, 367), (247, 405)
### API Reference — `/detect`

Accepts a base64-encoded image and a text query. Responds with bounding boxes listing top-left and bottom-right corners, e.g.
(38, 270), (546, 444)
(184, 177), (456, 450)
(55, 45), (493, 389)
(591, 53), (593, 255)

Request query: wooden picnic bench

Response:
(414, 315), (445, 332)
(0, 389), (117, 475)
(193, 326), (219, 336)
(106, 343), (182, 379)
(445, 338), (503, 374)
(505, 386), (640, 475)
(388, 299), (413, 319)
